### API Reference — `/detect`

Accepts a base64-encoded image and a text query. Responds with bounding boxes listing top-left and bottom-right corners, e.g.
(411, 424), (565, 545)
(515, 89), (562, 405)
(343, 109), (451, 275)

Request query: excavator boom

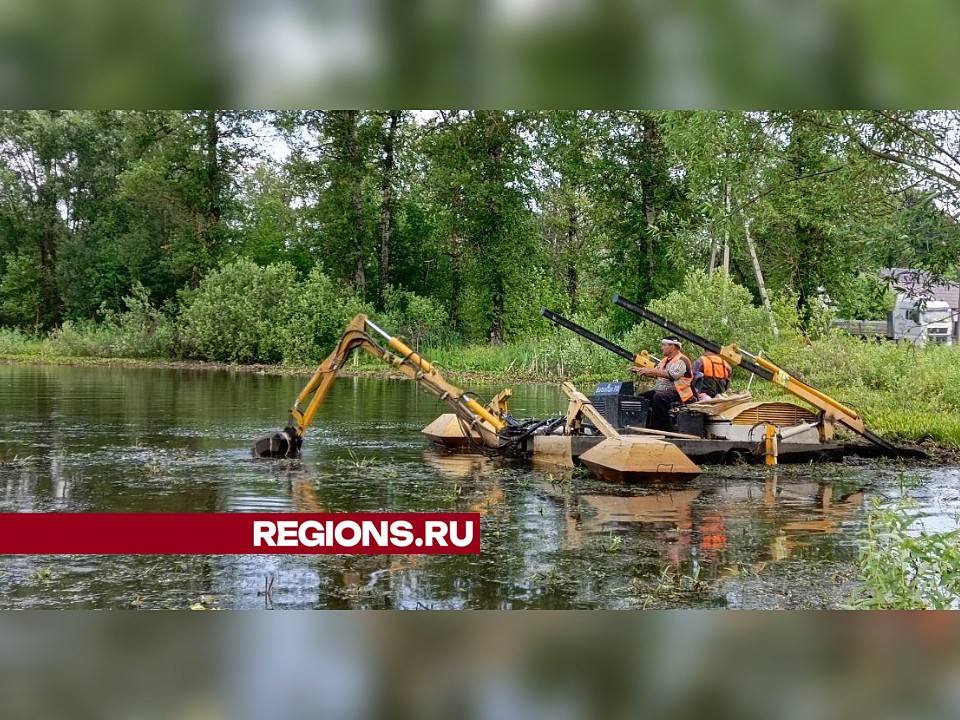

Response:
(254, 314), (507, 458)
(540, 308), (659, 369)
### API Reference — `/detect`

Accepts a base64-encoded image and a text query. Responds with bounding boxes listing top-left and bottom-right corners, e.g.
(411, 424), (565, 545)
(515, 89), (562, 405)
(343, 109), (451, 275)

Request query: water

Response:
(0, 362), (955, 609)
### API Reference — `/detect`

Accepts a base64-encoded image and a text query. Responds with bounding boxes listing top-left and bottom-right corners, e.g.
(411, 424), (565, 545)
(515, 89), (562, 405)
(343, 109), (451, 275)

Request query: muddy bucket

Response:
(253, 427), (302, 458)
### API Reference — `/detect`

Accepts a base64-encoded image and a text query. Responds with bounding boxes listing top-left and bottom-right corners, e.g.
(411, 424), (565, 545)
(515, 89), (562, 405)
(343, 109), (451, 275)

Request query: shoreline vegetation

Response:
(3, 333), (959, 456)
(2, 265), (958, 452)
(2, 111), (960, 461)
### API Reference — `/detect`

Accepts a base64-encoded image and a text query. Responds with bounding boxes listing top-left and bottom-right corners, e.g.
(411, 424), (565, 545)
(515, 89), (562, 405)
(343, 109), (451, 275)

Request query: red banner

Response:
(0, 513), (481, 554)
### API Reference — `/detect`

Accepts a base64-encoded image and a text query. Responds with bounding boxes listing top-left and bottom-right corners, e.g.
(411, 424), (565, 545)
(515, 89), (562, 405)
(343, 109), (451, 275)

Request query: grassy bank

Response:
(4, 324), (960, 449)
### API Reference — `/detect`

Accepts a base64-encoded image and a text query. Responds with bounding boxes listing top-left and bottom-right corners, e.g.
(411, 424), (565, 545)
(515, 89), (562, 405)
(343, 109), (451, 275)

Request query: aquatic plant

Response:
(442, 483), (463, 505)
(599, 533), (623, 553)
(343, 448), (377, 470)
(851, 498), (960, 609)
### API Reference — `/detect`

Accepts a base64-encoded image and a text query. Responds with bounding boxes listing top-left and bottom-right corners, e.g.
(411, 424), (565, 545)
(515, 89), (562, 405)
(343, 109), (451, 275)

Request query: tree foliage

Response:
(0, 109), (956, 360)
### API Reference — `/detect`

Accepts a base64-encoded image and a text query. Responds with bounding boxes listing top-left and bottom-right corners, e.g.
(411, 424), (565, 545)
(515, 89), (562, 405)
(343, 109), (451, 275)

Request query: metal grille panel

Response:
(729, 403), (817, 426)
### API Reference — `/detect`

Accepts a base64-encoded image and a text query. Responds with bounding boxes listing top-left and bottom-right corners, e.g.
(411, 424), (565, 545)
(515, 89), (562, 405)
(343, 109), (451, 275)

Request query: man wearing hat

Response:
(628, 335), (694, 431)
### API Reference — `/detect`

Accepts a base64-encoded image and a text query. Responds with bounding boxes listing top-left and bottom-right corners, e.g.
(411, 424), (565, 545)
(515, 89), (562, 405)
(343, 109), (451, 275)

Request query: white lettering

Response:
(424, 520), (448, 546)
(253, 521), (277, 547)
(390, 520), (413, 547)
(298, 520), (323, 547)
(334, 521), (361, 547)
(363, 520), (389, 546)
(276, 520), (299, 546)
(449, 520), (474, 548)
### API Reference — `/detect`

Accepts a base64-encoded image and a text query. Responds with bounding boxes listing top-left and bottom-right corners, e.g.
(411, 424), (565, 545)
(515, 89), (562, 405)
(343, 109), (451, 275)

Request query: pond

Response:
(1, 362), (955, 609)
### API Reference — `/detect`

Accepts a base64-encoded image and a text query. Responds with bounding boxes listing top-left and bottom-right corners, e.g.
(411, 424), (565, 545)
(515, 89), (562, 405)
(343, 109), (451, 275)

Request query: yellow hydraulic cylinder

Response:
(365, 317), (505, 432)
(764, 424), (778, 466)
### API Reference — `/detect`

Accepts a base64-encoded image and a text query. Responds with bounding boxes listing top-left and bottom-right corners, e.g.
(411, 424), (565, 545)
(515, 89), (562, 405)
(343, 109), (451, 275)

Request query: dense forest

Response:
(1, 110), (959, 363)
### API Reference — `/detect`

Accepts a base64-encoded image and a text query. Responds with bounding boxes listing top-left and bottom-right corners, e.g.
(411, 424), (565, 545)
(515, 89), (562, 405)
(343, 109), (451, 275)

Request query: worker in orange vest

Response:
(693, 352), (732, 400)
(629, 336), (694, 430)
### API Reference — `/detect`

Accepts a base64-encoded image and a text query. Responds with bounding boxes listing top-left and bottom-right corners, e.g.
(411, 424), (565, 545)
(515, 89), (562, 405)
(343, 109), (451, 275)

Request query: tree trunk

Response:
(566, 201), (578, 310)
(489, 277), (505, 345)
(743, 216), (779, 339)
(722, 183), (731, 279)
(378, 111), (399, 303)
(37, 159), (62, 324)
(202, 110), (222, 284)
(448, 240), (464, 337)
(640, 117), (660, 281)
(204, 110), (221, 228)
(345, 110), (366, 296)
(482, 111), (507, 344)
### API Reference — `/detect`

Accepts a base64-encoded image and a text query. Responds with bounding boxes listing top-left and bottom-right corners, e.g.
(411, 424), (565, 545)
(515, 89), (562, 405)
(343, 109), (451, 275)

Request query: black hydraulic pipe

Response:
(540, 308), (638, 363)
(612, 294), (776, 382)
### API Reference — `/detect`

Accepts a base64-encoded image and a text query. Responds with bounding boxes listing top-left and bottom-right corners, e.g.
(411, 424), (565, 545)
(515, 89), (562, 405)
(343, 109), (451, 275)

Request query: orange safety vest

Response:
(700, 353), (731, 380)
(657, 352), (694, 403)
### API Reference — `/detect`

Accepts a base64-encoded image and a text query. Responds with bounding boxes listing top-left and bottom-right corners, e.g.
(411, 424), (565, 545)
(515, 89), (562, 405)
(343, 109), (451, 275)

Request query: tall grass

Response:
(7, 314), (960, 446)
(763, 332), (960, 447)
(851, 497), (960, 609)
(0, 327), (46, 356)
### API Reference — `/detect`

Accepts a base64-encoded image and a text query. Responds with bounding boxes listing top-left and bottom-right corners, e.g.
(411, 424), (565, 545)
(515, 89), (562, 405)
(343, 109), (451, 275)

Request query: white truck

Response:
(833, 293), (955, 346)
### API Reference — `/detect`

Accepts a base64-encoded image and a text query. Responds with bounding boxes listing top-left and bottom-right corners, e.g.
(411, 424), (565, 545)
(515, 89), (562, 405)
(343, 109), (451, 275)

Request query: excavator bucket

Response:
(579, 436), (701, 483)
(253, 426), (302, 458)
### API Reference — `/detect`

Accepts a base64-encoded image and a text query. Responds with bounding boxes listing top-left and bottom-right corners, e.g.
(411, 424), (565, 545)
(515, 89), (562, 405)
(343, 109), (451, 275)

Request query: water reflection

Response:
(0, 362), (933, 609)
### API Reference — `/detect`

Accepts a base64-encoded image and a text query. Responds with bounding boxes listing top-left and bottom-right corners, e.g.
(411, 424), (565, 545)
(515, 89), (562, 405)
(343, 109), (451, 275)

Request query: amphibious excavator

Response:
(253, 313), (702, 482)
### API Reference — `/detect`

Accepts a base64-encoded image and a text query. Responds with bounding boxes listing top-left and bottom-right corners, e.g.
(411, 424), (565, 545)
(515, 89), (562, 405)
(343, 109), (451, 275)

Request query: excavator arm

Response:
(254, 314), (507, 458)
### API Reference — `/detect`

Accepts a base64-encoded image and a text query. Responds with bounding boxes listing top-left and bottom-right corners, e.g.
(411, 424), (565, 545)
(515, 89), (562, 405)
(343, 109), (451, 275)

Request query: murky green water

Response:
(1, 363), (954, 609)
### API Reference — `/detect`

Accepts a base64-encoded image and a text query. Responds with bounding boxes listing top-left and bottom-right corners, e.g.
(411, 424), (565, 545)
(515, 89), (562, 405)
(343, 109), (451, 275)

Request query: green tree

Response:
(279, 110), (384, 300)
(0, 110), (74, 327)
(233, 163), (307, 271)
(119, 110), (262, 290)
(590, 111), (692, 325)
(529, 111), (606, 315)
(419, 110), (555, 343)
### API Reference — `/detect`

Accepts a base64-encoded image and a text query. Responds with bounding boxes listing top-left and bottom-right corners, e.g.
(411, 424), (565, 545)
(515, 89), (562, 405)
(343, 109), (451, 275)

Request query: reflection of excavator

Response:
(253, 314), (511, 458)
(717, 473), (865, 562)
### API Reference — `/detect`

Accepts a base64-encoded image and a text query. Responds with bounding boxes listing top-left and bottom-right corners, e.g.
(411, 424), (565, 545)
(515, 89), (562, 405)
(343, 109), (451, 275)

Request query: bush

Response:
(0, 327), (44, 355)
(179, 259), (369, 365)
(502, 265), (570, 341)
(381, 285), (451, 351)
(48, 283), (176, 358)
(0, 252), (46, 329)
(617, 270), (780, 357)
(105, 282), (177, 358)
(272, 267), (369, 366)
(179, 259), (297, 363)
